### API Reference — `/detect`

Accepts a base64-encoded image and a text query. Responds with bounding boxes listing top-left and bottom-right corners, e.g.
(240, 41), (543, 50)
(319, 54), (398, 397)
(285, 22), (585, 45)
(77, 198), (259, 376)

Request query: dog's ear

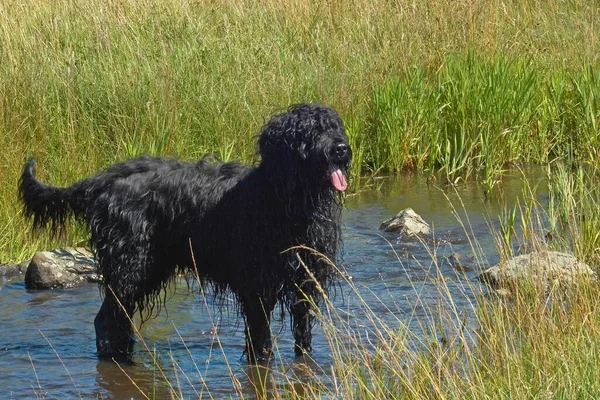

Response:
(259, 112), (308, 163)
(260, 133), (307, 164)
(258, 128), (282, 163)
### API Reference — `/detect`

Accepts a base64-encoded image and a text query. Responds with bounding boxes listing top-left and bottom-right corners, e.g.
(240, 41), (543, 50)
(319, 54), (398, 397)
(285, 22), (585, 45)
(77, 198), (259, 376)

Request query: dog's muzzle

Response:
(329, 143), (351, 192)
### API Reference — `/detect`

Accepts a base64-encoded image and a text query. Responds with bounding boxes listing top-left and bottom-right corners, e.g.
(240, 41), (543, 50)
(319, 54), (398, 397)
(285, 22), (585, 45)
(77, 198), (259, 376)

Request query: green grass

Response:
(1, 0), (599, 261)
(368, 56), (600, 188)
(323, 265), (600, 399)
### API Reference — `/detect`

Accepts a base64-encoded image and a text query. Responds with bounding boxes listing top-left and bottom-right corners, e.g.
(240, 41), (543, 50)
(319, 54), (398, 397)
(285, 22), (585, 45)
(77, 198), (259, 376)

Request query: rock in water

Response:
(478, 251), (596, 290)
(380, 208), (432, 237)
(25, 248), (99, 289)
(0, 261), (29, 278)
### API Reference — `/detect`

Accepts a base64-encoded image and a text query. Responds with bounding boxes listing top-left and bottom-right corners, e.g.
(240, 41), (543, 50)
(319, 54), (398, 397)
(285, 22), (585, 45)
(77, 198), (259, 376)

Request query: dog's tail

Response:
(19, 158), (88, 233)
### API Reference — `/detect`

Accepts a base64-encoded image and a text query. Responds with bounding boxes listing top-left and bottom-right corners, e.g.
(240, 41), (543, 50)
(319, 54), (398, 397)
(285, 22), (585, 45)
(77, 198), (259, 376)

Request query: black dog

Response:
(19, 103), (352, 362)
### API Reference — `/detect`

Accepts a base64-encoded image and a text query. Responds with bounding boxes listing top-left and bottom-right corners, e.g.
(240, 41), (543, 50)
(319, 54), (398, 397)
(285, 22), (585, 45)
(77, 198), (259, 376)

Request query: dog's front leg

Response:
(292, 293), (313, 356)
(241, 294), (275, 363)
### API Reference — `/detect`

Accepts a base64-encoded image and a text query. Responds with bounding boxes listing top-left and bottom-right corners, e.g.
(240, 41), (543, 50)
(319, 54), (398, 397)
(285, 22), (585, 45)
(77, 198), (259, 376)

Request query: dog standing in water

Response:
(19, 103), (352, 362)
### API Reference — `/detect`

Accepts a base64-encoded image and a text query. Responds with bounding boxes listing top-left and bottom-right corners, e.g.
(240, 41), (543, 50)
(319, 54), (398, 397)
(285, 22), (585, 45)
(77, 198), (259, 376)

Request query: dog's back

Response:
(19, 155), (255, 278)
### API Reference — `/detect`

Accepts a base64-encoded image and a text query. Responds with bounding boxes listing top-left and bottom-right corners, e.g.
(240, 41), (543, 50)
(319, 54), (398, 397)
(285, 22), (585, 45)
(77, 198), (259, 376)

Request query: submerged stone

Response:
(0, 260), (29, 278)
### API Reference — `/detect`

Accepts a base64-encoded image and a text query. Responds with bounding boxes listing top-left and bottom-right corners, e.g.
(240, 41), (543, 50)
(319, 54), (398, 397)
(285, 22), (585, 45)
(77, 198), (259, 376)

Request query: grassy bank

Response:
(1, 0), (600, 261)
(315, 267), (600, 399)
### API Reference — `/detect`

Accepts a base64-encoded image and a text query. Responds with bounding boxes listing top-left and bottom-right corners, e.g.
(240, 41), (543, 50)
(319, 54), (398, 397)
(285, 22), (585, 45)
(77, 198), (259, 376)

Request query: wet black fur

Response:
(19, 103), (352, 362)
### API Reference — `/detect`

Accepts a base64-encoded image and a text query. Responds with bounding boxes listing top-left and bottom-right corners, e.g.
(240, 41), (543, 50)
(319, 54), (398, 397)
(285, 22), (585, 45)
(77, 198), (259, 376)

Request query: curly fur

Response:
(19, 103), (352, 362)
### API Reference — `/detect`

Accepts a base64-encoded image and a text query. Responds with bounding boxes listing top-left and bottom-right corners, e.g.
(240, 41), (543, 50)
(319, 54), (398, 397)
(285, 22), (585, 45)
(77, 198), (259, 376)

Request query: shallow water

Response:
(0, 168), (547, 399)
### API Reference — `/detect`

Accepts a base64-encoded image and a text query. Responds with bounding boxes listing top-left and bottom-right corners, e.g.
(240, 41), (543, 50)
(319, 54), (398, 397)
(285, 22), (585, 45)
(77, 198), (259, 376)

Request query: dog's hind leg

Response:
(94, 293), (135, 362)
(93, 234), (149, 362)
(241, 294), (276, 363)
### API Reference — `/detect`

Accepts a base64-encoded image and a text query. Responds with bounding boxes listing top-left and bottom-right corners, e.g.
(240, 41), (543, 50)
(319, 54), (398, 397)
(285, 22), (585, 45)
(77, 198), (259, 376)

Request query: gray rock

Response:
(380, 208), (432, 236)
(0, 260), (30, 278)
(25, 247), (100, 289)
(478, 251), (597, 289)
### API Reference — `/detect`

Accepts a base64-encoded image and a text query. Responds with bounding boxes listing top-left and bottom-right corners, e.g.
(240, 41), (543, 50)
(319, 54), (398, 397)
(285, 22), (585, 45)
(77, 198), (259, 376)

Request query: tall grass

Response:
(0, 1), (599, 257)
(314, 271), (600, 399)
(547, 162), (600, 264)
(368, 56), (600, 188)
(291, 179), (600, 399)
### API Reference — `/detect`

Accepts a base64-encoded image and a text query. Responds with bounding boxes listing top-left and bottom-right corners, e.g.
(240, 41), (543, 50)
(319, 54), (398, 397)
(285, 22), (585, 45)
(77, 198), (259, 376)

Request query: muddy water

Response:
(0, 168), (547, 398)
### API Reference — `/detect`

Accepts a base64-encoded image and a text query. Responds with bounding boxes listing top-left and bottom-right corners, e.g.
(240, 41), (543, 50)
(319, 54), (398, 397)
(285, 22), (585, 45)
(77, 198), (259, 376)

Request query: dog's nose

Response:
(331, 143), (349, 160)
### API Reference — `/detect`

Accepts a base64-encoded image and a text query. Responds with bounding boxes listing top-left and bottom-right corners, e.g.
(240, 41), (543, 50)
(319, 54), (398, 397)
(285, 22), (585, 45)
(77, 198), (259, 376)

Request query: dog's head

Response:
(259, 103), (352, 192)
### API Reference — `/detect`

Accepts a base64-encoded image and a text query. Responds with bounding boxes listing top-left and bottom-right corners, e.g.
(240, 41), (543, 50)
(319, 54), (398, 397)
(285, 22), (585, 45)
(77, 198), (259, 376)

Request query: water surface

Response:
(0, 169), (546, 398)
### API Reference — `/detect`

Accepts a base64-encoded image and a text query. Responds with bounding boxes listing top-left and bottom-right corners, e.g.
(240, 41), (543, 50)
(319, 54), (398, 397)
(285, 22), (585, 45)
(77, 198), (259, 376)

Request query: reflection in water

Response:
(0, 168), (548, 398)
(243, 364), (271, 399)
(25, 290), (63, 306)
(95, 360), (170, 399)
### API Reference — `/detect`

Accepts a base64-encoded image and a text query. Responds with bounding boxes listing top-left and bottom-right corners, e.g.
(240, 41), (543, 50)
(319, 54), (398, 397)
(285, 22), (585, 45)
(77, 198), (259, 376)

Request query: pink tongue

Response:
(331, 169), (348, 192)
